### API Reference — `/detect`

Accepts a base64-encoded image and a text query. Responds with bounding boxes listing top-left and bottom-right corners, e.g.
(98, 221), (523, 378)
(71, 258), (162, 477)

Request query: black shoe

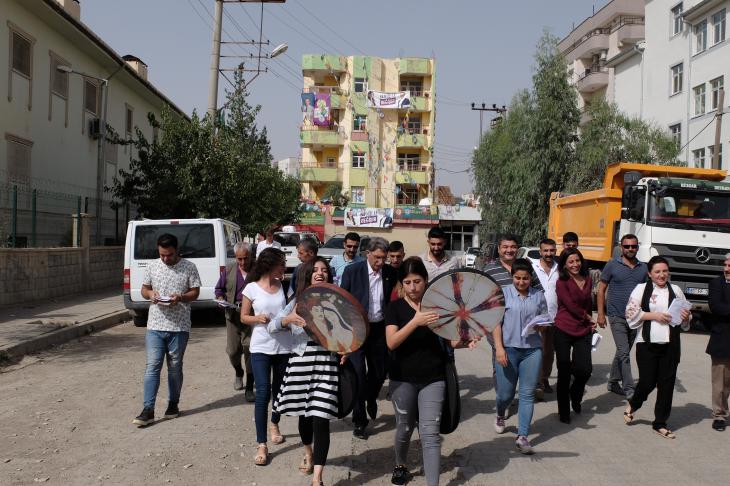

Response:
(233, 375), (244, 391)
(571, 400), (582, 414)
(164, 402), (179, 419)
(244, 388), (255, 403)
(367, 400), (378, 421)
(559, 415), (571, 424)
(133, 407), (154, 426)
(607, 382), (624, 396)
(391, 464), (409, 486)
(353, 425), (368, 440)
(534, 387), (545, 402)
(712, 419), (726, 431)
(543, 381), (553, 393)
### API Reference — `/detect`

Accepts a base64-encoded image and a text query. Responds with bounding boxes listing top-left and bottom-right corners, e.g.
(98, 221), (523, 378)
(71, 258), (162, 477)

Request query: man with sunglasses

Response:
(597, 234), (647, 400)
(331, 232), (364, 286)
(215, 242), (255, 401)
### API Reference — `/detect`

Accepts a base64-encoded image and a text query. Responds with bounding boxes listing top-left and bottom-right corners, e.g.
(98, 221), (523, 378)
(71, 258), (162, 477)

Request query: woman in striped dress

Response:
(270, 257), (340, 486)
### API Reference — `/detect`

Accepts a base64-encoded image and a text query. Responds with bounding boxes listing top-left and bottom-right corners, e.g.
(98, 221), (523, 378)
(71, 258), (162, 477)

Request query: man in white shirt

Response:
(531, 238), (559, 399)
(420, 226), (459, 282)
(255, 227), (281, 258)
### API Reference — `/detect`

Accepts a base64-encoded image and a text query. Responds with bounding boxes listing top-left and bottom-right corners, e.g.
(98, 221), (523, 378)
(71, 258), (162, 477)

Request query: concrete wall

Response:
(0, 246), (122, 307)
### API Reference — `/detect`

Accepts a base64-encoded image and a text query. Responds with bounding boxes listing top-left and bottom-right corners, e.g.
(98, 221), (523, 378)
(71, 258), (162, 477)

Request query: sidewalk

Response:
(0, 289), (129, 362)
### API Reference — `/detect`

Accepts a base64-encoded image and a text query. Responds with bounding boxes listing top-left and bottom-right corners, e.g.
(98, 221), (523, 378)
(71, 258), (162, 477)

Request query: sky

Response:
(82, 0), (609, 195)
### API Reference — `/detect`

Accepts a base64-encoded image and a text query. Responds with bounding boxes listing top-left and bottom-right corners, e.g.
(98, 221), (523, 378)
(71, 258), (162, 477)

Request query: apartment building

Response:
(299, 55), (435, 209)
(558, 0), (645, 123)
(1, 0), (184, 245)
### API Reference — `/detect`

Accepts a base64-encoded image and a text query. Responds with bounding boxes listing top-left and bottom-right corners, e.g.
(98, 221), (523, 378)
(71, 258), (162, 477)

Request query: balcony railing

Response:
(577, 65), (609, 82)
(301, 159), (338, 169)
(563, 27), (611, 56)
(302, 85), (347, 95)
(397, 163), (428, 171)
(610, 16), (645, 32)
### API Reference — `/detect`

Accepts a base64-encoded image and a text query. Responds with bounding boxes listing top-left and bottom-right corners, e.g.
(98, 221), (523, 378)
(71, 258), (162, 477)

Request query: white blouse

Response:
(625, 283), (690, 344)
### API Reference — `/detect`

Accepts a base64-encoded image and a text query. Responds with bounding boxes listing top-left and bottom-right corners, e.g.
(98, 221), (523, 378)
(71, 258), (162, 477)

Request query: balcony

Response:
(396, 129), (430, 148)
(399, 58), (432, 75)
(300, 127), (343, 147)
(299, 159), (340, 182)
(407, 95), (431, 112)
(395, 166), (430, 185)
(562, 28), (610, 62)
(303, 86), (347, 109)
(612, 16), (644, 46)
(302, 54), (346, 72)
(575, 66), (609, 93)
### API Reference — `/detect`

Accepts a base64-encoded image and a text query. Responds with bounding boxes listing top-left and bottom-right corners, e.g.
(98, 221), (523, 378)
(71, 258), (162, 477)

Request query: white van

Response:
(124, 218), (242, 326)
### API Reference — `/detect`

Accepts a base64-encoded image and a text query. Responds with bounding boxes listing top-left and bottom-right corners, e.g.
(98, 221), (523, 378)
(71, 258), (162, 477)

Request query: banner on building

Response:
(366, 90), (411, 109)
(344, 207), (394, 228)
(301, 92), (315, 124)
(313, 93), (331, 126)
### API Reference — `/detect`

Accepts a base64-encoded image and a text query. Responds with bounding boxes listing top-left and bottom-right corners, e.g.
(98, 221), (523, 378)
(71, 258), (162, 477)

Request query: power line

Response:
(291, 0), (366, 56)
(679, 111), (725, 152)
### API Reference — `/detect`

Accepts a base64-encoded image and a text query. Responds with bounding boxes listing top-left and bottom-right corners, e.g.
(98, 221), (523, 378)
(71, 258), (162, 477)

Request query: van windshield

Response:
(134, 224), (216, 259)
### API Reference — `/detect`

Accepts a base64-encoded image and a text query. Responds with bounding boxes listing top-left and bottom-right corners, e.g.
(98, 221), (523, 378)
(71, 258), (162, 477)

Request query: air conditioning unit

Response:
(89, 118), (102, 139)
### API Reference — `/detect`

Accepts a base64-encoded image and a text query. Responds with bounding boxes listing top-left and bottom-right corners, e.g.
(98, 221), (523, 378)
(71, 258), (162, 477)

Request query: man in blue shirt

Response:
(331, 232), (363, 286)
(597, 234), (647, 400)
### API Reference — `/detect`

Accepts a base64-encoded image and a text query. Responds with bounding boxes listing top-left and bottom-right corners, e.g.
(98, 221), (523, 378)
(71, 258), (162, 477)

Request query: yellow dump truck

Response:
(548, 162), (729, 312)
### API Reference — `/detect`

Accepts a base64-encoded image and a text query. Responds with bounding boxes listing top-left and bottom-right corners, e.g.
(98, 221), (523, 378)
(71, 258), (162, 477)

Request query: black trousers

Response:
(349, 320), (388, 427)
(298, 416), (330, 466)
(554, 328), (593, 419)
(629, 342), (679, 430)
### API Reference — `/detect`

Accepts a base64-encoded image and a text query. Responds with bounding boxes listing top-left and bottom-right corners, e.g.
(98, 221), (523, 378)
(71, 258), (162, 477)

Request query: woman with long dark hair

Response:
(623, 256), (691, 439)
(385, 257), (479, 486)
(240, 247), (292, 466)
(270, 257), (341, 486)
(554, 248), (596, 424)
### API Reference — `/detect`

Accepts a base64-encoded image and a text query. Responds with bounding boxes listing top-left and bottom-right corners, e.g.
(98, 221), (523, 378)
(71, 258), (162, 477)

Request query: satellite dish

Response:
(271, 43), (288, 59)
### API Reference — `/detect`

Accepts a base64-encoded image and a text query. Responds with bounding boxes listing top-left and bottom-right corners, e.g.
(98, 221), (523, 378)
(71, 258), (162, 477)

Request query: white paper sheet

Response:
(521, 313), (553, 337)
(668, 299), (692, 327)
(591, 333), (602, 352)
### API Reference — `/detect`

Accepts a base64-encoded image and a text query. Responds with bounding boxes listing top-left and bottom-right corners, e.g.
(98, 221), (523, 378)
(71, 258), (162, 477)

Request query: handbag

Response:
(336, 358), (358, 419)
(439, 339), (461, 434)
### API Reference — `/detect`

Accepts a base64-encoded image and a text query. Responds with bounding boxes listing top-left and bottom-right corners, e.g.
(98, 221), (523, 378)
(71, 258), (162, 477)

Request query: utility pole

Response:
(470, 103), (507, 142)
(712, 89), (724, 170)
(207, 0), (224, 119)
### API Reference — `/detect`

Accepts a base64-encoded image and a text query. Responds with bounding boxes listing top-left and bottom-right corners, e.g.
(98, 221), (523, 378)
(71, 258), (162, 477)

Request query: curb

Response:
(0, 310), (131, 362)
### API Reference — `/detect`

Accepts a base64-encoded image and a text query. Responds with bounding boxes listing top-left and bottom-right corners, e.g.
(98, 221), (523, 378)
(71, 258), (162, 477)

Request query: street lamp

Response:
(57, 64), (119, 246)
(270, 43), (288, 59)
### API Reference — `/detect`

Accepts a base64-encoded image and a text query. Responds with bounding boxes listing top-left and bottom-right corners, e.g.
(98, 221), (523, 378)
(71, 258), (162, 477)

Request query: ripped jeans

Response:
(390, 380), (445, 486)
(142, 330), (189, 409)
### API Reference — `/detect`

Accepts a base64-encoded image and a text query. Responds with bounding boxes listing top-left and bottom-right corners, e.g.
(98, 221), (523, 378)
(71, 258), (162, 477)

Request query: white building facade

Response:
(1, 0), (184, 246)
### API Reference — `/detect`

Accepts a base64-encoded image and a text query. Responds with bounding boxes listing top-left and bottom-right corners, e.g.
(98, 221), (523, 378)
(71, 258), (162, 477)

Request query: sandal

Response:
(254, 444), (269, 466)
(270, 424), (285, 445)
(655, 428), (676, 439)
(299, 454), (313, 474)
(623, 409), (634, 425)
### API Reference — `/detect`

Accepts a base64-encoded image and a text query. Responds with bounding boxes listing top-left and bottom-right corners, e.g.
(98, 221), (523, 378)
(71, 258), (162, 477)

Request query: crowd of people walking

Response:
(132, 227), (730, 486)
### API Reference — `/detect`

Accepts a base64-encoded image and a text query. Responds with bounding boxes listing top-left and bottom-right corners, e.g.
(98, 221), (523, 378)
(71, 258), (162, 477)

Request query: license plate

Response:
(685, 287), (709, 296)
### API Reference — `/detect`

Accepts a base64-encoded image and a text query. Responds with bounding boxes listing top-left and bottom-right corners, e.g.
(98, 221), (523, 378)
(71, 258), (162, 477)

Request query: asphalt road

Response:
(1, 311), (728, 485)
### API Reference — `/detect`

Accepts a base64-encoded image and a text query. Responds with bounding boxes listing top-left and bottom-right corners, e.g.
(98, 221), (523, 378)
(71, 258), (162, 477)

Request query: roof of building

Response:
(38, 0), (186, 118)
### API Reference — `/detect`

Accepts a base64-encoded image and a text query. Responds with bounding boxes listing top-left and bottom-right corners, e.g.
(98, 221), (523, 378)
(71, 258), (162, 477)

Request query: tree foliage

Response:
(473, 31), (682, 244)
(108, 77), (301, 236)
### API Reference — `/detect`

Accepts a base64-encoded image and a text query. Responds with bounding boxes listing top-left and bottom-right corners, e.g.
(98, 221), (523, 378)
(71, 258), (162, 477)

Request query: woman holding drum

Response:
(385, 257), (480, 486)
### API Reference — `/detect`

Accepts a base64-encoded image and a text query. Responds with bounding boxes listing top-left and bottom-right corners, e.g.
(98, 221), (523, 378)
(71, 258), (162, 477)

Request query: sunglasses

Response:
(345, 244), (358, 249)
(622, 245), (639, 249)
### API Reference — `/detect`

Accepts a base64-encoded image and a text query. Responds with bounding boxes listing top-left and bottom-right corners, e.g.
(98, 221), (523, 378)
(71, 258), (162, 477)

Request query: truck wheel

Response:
(133, 315), (148, 327)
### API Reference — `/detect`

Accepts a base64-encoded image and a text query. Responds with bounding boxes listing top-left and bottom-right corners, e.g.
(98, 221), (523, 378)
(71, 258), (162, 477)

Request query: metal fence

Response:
(0, 179), (133, 248)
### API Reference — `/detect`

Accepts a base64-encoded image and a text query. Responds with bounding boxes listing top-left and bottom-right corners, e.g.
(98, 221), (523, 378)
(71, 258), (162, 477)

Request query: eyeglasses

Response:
(622, 245), (639, 249)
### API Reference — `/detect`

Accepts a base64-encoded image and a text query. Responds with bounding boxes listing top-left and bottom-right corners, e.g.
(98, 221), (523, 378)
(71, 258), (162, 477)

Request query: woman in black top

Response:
(385, 257), (478, 486)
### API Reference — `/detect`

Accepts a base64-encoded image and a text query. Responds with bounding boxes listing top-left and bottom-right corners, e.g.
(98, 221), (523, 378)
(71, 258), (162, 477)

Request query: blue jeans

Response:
(251, 352), (289, 444)
(495, 346), (542, 437)
(143, 330), (190, 409)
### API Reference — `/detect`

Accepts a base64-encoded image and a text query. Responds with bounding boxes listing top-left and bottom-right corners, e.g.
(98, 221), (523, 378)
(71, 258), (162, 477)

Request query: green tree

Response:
(108, 76), (301, 236)
(569, 100), (682, 193)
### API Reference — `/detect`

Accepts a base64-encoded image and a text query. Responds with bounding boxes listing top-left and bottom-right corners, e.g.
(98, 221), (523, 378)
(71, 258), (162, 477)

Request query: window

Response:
(671, 63), (683, 94)
(50, 56), (68, 98)
(84, 79), (99, 115)
(693, 148), (706, 168)
(11, 32), (32, 78)
(713, 9), (726, 44)
(669, 123), (682, 148)
(352, 153), (365, 168)
(709, 144), (723, 167)
(694, 83), (706, 115)
(354, 77), (367, 93)
(125, 105), (134, 135)
(134, 224), (215, 260)
(397, 153), (421, 171)
(396, 185), (419, 205)
(399, 115), (421, 133)
(711, 76), (724, 110)
(400, 79), (424, 96)
(671, 3), (684, 36)
(353, 114), (366, 131)
(5, 134), (33, 183)
(351, 186), (365, 203)
(695, 20), (708, 53)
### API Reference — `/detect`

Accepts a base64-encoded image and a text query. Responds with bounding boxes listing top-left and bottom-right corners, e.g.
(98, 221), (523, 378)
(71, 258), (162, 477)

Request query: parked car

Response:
(273, 230), (321, 274)
(124, 218), (242, 327)
(516, 246), (540, 261)
(317, 234), (371, 263)
(464, 247), (482, 268)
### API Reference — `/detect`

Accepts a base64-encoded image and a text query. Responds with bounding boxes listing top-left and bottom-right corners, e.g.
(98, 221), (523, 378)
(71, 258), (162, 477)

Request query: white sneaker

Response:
(494, 415), (506, 434)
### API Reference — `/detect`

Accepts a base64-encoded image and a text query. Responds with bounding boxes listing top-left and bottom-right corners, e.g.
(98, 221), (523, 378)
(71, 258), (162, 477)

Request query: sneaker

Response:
(233, 375), (244, 391)
(534, 387), (545, 402)
(244, 388), (255, 403)
(132, 407), (154, 426)
(515, 436), (534, 455)
(607, 382), (623, 395)
(164, 402), (179, 419)
(494, 415), (506, 434)
(390, 465), (409, 485)
(712, 419), (726, 431)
